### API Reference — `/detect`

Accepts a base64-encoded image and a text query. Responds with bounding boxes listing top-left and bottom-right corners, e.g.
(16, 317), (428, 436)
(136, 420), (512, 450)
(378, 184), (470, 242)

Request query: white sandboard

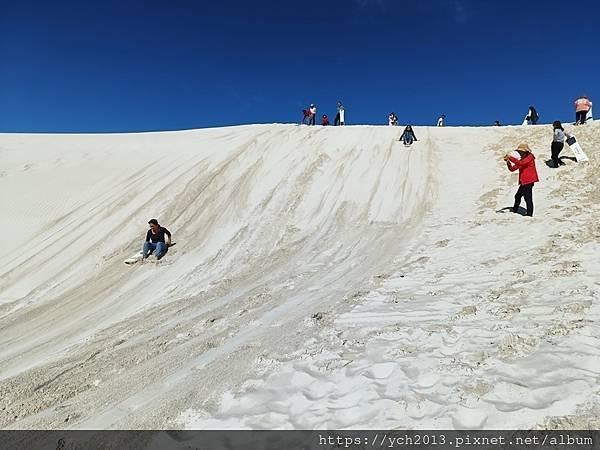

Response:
(587, 107), (593, 122)
(124, 252), (143, 265)
(124, 243), (176, 264)
(566, 135), (589, 162)
(521, 115), (528, 126)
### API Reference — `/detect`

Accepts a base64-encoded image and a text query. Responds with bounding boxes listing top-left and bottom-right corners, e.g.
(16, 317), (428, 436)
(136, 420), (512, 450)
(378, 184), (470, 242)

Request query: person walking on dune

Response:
(143, 219), (172, 260)
(574, 95), (592, 125)
(504, 143), (539, 217)
(550, 120), (566, 168)
(388, 112), (398, 126)
(399, 125), (417, 145)
(437, 114), (446, 127)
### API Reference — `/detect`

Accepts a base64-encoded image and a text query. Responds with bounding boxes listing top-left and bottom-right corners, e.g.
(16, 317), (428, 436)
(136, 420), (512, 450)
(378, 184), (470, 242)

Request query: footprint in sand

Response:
(554, 301), (591, 314)
(498, 333), (538, 359)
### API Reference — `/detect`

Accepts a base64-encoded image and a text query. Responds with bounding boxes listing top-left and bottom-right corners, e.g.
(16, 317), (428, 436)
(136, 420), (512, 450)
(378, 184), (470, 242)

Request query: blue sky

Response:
(0, 0), (598, 132)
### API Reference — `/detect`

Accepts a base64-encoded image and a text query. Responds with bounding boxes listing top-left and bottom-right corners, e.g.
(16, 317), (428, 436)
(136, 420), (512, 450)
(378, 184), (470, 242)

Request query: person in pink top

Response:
(574, 95), (592, 125)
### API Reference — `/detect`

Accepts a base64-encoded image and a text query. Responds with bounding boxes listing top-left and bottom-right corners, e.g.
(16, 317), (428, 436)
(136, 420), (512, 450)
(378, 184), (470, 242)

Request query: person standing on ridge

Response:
(400, 125), (418, 145)
(388, 112), (398, 126)
(309, 104), (317, 125)
(494, 120), (502, 126)
(143, 219), (172, 260)
(334, 101), (345, 126)
(526, 106), (539, 125)
(504, 143), (539, 217)
(550, 121), (566, 168)
(574, 95), (592, 125)
(322, 114), (330, 126)
(437, 114), (446, 127)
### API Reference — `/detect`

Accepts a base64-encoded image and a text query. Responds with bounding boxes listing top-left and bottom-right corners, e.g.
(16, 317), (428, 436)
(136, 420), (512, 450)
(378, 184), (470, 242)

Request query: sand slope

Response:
(0, 123), (598, 429)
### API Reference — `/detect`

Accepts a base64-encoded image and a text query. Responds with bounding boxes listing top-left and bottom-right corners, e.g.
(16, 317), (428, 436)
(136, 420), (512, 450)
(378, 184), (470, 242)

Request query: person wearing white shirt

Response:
(309, 104), (317, 125)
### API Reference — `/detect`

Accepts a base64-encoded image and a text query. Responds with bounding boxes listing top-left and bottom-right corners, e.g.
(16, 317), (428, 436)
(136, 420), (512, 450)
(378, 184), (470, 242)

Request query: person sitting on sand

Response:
(503, 143), (539, 217)
(143, 219), (172, 260)
(400, 125), (418, 145)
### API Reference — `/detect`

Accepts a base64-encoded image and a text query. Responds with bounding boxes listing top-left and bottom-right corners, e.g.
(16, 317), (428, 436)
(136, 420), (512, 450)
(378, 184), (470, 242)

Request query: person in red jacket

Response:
(504, 143), (539, 217)
(321, 114), (330, 126)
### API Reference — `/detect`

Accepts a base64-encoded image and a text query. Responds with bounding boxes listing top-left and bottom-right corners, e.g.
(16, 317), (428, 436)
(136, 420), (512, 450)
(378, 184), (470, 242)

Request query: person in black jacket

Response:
(400, 125), (418, 145)
(526, 106), (539, 125)
(550, 120), (566, 168)
(143, 218), (172, 260)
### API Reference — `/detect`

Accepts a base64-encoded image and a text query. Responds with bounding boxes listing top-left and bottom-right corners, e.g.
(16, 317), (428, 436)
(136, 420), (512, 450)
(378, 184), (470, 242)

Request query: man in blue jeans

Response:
(143, 219), (172, 260)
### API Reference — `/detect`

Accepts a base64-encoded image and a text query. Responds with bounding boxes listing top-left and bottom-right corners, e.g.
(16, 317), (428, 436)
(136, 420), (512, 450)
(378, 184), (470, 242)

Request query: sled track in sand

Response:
(0, 125), (435, 428)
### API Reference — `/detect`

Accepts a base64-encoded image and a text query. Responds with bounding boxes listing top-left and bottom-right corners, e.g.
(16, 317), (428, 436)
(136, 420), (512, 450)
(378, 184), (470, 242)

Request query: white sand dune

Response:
(0, 123), (598, 429)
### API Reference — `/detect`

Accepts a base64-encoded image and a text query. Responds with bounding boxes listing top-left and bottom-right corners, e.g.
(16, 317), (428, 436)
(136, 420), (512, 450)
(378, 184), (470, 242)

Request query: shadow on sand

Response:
(496, 206), (527, 216)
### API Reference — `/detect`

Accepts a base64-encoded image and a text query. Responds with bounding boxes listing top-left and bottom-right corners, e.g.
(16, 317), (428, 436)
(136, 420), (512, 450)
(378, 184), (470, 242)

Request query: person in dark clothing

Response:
(494, 120), (501, 126)
(550, 120), (566, 168)
(504, 143), (539, 217)
(301, 109), (311, 125)
(143, 219), (172, 260)
(322, 114), (330, 126)
(526, 106), (539, 125)
(334, 101), (343, 126)
(400, 125), (417, 145)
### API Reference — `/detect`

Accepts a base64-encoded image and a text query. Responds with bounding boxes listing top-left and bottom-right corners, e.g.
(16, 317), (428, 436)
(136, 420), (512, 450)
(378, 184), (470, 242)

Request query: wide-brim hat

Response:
(516, 143), (531, 152)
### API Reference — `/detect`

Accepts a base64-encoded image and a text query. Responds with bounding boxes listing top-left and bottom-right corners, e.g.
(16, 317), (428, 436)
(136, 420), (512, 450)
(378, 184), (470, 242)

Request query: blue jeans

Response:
(143, 241), (168, 259)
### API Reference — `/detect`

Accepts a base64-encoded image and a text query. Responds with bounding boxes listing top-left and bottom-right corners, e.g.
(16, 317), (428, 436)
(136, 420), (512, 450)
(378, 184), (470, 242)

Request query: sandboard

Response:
(566, 135), (589, 162)
(124, 243), (176, 265)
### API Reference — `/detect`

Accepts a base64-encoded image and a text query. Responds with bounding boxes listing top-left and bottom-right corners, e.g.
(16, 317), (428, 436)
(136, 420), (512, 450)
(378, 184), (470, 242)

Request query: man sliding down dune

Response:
(143, 218), (172, 260)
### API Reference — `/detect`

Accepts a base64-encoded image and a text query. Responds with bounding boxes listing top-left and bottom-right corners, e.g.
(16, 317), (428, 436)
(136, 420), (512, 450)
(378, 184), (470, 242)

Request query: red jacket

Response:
(507, 153), (539, 185)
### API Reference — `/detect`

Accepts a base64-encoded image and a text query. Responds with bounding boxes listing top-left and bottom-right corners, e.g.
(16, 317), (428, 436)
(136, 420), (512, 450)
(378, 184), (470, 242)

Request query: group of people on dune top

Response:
(388, 112), (444, 130)
(300, 94), (592, 131)
(523, 95), (592, 126)
(302, 101), (345, 126)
